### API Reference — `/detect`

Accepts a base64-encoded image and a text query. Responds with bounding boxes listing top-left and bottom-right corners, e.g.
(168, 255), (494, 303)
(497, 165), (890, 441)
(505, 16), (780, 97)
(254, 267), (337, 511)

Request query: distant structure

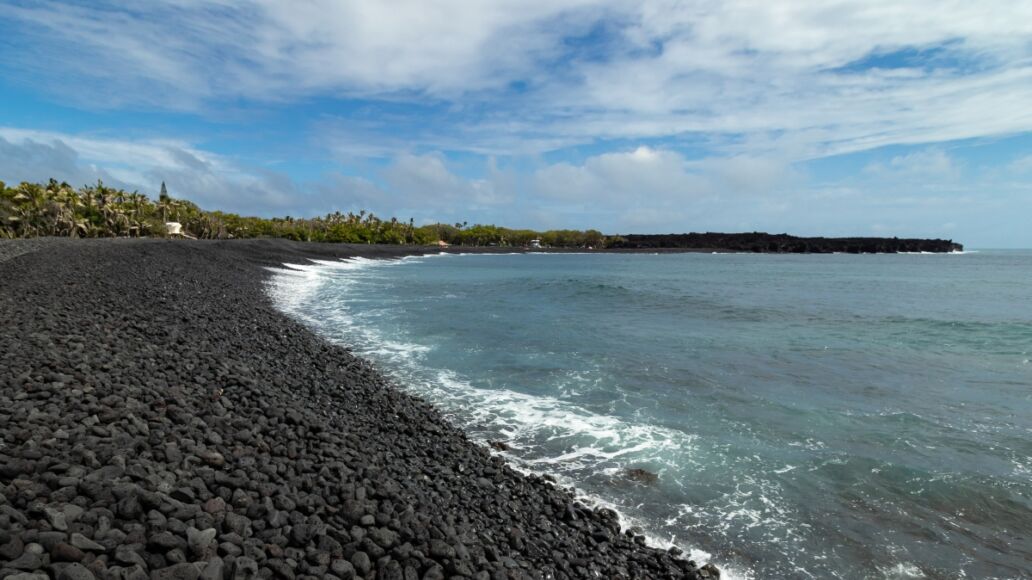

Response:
(164, 221), (196, 240)
(529, 239), (541, 249)
(436, 240), (450, 248)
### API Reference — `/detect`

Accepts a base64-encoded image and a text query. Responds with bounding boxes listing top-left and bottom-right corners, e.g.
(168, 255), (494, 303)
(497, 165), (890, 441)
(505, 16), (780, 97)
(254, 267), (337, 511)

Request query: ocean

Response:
(268, 250), (1032, 579)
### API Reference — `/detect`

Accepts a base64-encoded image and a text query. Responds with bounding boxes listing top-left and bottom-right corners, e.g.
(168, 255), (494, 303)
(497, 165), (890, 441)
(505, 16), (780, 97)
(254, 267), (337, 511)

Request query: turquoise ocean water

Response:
(269, 251), (1032, 579)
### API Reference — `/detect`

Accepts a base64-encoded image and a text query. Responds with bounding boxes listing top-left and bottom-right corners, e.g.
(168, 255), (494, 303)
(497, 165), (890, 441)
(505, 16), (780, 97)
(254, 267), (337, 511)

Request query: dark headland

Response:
(606, 233), (963, 253)
(0, 239), (722, 580)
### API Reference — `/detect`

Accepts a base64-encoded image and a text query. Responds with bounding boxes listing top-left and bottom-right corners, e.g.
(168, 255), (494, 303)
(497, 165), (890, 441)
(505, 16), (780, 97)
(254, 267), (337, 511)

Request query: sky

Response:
(1, 1), (1031, 247)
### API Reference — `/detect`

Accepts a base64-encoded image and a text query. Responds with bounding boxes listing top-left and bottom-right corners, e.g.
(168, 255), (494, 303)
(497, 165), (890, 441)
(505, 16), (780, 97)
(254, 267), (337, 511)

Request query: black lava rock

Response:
(0, 239), (717, 580)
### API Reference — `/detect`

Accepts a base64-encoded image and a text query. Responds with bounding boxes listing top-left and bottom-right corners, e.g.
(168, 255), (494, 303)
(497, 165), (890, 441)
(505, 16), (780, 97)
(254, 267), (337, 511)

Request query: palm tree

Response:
(14, 183), (52, 236)
(51, 183), (82, 237)
(125, 191), (148, 237)
(91, 180), (126, 236)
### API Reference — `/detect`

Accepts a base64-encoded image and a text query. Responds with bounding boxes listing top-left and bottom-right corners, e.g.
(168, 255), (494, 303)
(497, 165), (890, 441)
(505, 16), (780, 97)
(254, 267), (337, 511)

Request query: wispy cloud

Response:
(863, 149), (961, 181)
(3, 1), (1031, 158)
(3, 125), (1031, 245)
(0, 128), (304, 214)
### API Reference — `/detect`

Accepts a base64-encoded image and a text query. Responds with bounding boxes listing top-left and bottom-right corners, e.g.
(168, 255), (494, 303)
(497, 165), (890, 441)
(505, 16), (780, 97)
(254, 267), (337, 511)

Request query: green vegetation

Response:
(0, 178), (608, 247)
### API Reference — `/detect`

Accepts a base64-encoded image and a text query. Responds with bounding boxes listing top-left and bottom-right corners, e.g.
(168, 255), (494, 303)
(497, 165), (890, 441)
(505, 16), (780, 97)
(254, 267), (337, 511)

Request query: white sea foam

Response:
(878, 562), (927, 578)
(266, 254), (756, 579)
(897, 250), (975, 255)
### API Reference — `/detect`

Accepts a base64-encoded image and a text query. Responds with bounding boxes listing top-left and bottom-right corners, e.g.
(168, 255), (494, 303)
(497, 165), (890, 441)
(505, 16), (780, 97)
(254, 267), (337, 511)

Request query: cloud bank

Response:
(6, 126), (1028, 247)
(4, 0), (1032, 158)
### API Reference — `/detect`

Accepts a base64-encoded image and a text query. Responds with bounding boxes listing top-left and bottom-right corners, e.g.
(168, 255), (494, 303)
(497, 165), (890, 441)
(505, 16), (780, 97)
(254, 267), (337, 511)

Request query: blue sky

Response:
(1, 1), (1031, 247)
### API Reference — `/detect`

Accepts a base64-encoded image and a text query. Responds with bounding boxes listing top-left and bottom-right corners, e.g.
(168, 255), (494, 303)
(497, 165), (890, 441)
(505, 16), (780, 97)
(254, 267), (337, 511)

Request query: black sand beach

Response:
(0, 239), (718, 580)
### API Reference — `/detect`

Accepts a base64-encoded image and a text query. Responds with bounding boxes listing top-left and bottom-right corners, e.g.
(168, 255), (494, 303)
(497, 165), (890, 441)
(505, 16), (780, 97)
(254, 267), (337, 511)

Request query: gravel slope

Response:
(0, 239), (55, 264)
(0, 239), (719, 580)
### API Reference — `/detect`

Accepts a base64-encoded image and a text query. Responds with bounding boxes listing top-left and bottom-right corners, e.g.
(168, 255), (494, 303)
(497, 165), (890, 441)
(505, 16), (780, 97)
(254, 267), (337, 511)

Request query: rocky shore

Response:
(607, 232), (963, 253)
(0, 239), (719, 580)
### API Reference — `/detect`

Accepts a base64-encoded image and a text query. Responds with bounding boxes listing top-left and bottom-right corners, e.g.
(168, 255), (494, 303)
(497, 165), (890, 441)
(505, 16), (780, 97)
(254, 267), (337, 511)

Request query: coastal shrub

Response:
(0, 178), (609, 247)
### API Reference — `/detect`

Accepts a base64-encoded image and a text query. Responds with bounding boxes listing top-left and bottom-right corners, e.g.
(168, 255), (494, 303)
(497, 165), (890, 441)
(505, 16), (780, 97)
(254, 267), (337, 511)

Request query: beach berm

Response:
(0, 239), (718, 580)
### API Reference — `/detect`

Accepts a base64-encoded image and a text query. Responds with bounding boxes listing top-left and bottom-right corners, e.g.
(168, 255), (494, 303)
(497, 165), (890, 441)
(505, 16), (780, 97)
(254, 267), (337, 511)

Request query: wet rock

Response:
(700, 562), (721, 579)
(625, 468), (660, 484)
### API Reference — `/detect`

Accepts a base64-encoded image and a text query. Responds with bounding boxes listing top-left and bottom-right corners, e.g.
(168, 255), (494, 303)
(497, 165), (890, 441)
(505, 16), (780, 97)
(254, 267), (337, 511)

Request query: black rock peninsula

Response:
(606, 233), (963, 253)
(0, 239), (719, 580)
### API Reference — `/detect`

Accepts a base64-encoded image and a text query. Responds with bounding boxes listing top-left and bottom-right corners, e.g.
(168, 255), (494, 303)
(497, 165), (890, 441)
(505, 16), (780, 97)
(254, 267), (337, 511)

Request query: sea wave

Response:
(266, 252), (1032, 579)
(266, 255), (752, 578)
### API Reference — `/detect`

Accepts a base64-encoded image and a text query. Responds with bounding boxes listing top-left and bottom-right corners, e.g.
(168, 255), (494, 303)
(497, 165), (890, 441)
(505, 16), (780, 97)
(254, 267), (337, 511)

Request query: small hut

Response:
(165, 222), (184, 237)
(165, 222), (196, 239)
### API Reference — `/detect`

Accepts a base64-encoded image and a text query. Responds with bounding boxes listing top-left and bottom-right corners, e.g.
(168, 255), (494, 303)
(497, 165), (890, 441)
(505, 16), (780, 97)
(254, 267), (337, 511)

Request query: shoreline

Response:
(0, 238), (720, 580)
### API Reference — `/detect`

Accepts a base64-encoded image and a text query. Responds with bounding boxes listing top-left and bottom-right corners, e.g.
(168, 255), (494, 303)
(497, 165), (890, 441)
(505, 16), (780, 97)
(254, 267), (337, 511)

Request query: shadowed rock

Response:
(625, 468), (660, 484)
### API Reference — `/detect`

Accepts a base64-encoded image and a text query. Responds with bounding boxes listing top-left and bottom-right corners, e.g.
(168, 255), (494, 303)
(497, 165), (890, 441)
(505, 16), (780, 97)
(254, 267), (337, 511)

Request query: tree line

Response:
(0, 179), (609, 248)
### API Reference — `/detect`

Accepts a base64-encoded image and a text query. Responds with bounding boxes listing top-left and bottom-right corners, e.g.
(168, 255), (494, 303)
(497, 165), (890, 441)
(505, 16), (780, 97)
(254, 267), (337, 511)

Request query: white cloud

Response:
(532, 147), (801, 212)
(534, 147), (703, 201)
(863, 149), (961, 181)
(3, 1), (1031, 159)
(385, 154), (489, 203)
(1008, 154), (1032, 174)
(2, 127), (1029, 246)
(0, 127), (521, 222)
(0, 129), (792, 230)
(0, 128), (332, 216)
(0, 135), (116, 189)
(0, 0), (601, 107)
